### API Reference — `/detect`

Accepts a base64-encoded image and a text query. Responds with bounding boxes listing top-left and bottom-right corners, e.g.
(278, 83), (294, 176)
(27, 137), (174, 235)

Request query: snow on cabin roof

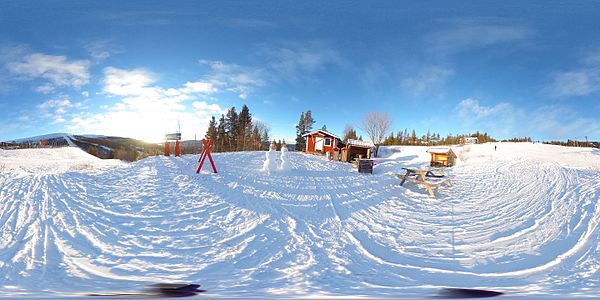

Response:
(302, 129), (341, 140)
(426, 147), (455, 154)
(347, 139), (373, 147)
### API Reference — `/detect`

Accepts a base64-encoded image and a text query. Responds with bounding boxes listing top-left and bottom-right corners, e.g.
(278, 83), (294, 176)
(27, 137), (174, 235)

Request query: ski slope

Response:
(0, 143), (598, 298)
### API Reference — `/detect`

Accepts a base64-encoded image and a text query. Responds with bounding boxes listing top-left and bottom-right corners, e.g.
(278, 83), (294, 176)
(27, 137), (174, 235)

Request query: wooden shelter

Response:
(426, 147), (457, 167)
(342, 139), (373, 162)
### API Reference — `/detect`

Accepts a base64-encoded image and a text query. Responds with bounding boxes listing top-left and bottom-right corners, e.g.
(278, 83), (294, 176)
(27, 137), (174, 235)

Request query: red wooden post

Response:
(196, 139), (217, 173)
(175, 140), (181, 157)
(164, 141), (170, 156)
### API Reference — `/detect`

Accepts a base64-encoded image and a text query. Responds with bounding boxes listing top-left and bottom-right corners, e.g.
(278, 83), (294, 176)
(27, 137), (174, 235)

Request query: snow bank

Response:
(0, 144), (598, 297)
(0, 146), (124, 174)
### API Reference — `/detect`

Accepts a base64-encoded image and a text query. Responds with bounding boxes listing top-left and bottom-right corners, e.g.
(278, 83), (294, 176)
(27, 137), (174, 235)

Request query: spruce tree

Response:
(205, 116), (217, 141)
(216, 114), (226, 152)
(304, 110), (315, 132)
(225, 107), (238, 151)
(295, 112), (306, 151)
(251, 126), (260, 150)
(238, 105), (252, 151)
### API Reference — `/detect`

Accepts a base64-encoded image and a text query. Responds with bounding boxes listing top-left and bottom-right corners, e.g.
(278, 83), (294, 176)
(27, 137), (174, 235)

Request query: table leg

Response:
(400, 171), (411, 186)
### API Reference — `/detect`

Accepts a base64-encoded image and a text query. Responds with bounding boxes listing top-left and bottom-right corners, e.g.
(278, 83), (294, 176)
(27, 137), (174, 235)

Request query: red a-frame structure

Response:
(196, 139), (217, 173)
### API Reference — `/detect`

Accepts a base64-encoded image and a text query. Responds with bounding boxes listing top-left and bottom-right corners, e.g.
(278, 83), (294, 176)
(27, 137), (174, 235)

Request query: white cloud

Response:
(458, 98), (513, 119)
(36, 97), (84, 127)
(182, 81), (217, 93)
(37, 98), (73, 110)
(52, 117), (66, 124)
(103, 67), (155, 96)
(6, 53), (90, 92)
(402, 65), (455, 95)
(67, 67), (224, 141)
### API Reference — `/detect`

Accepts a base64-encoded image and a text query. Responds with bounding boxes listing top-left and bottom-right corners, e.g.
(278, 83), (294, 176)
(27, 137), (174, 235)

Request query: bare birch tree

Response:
(359, 112), (392, 145)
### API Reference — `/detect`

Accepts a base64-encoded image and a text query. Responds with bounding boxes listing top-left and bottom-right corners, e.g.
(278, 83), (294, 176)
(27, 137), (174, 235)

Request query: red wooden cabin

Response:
(302, 130), (343, 155)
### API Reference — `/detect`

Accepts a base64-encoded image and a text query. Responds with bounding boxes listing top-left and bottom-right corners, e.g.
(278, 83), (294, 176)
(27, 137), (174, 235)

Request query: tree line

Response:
(204, 104), (270, 152)
(543, 139), (599, 148)
(381, 129), (498, 146)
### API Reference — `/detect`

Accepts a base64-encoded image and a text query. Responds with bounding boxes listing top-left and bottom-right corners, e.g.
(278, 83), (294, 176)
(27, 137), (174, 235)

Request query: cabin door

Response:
(315, 137), (324, 151)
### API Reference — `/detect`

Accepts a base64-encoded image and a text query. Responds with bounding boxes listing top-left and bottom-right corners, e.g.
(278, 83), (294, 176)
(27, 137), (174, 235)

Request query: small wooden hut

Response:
(302, 130), (343, 155)
(426, 147), (457, 167)
(342, 139), (373, 162)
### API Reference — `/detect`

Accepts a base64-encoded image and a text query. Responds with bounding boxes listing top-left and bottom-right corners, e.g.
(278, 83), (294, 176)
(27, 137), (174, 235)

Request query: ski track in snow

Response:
(0, 144), (598, 297)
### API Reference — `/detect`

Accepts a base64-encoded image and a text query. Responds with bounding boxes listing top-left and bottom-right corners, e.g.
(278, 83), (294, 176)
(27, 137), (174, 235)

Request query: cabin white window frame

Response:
(324, 137), (331, 146)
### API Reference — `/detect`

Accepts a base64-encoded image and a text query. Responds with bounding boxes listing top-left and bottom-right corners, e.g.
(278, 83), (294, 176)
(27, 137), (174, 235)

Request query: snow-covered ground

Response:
(0, 143), (598, 298)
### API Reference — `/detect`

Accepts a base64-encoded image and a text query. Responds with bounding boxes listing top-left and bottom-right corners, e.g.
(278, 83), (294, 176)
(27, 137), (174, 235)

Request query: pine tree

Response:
(294, 110), (316, 151)
(321, 124), (327, 131)
(304, 110), (315, 133)
(295, 112), (306, 151)
(216, 114), (226, 152)
(205, 116), (217, 141)
(238, 104), (252, 151)
(251, 126), (260, 150)
(225, 107), (238, 151)
(261, 129), (269, 150)
(411, 129), (417, 145)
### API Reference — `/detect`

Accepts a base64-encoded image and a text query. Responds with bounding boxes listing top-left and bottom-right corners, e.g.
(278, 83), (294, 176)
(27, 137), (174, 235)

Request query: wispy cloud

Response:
(83, 39), (119, 61)
(257, 41), (343, 81)
(4, 52), (90, 93)
(193, 41), (342, 100)
(226, 18), (276, 29)
(456, 98), (517, 136)
(546, 50), (600, 97)
(425, 20), (533, 57)
(456, 98), (600, 140)
(199, 60), (266, 99)
(401, 65), (454, 95)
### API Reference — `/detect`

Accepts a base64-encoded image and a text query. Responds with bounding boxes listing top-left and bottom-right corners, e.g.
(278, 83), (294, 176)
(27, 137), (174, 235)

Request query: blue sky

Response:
(1, 0), (599, 142)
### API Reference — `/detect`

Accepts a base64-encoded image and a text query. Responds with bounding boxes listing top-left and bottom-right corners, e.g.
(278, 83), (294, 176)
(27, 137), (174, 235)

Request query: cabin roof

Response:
(426, 147), (456, 155)
(346, 139), (373, 148)
(302, 129), (341, 140)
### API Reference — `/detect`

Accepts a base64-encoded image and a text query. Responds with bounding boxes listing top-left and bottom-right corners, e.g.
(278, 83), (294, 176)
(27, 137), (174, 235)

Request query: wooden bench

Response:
(396, 168), (451, 197)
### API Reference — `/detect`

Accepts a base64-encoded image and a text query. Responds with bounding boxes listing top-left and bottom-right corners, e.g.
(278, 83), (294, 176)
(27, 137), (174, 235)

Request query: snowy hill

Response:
(10, 133), (73, 144)
(0, 143), (598, 298)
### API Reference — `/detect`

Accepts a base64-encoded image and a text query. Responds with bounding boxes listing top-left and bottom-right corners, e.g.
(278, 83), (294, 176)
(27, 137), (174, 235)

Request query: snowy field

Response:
(0, 143), (598, 298)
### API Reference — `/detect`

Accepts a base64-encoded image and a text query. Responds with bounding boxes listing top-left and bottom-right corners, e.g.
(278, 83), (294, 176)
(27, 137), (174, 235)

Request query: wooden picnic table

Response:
(396, 167), (450, 197)
(398, 167), (444, 185)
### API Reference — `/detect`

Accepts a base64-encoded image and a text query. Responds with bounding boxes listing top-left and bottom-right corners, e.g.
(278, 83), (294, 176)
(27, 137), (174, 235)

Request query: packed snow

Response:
(0, 143), (598, 298)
